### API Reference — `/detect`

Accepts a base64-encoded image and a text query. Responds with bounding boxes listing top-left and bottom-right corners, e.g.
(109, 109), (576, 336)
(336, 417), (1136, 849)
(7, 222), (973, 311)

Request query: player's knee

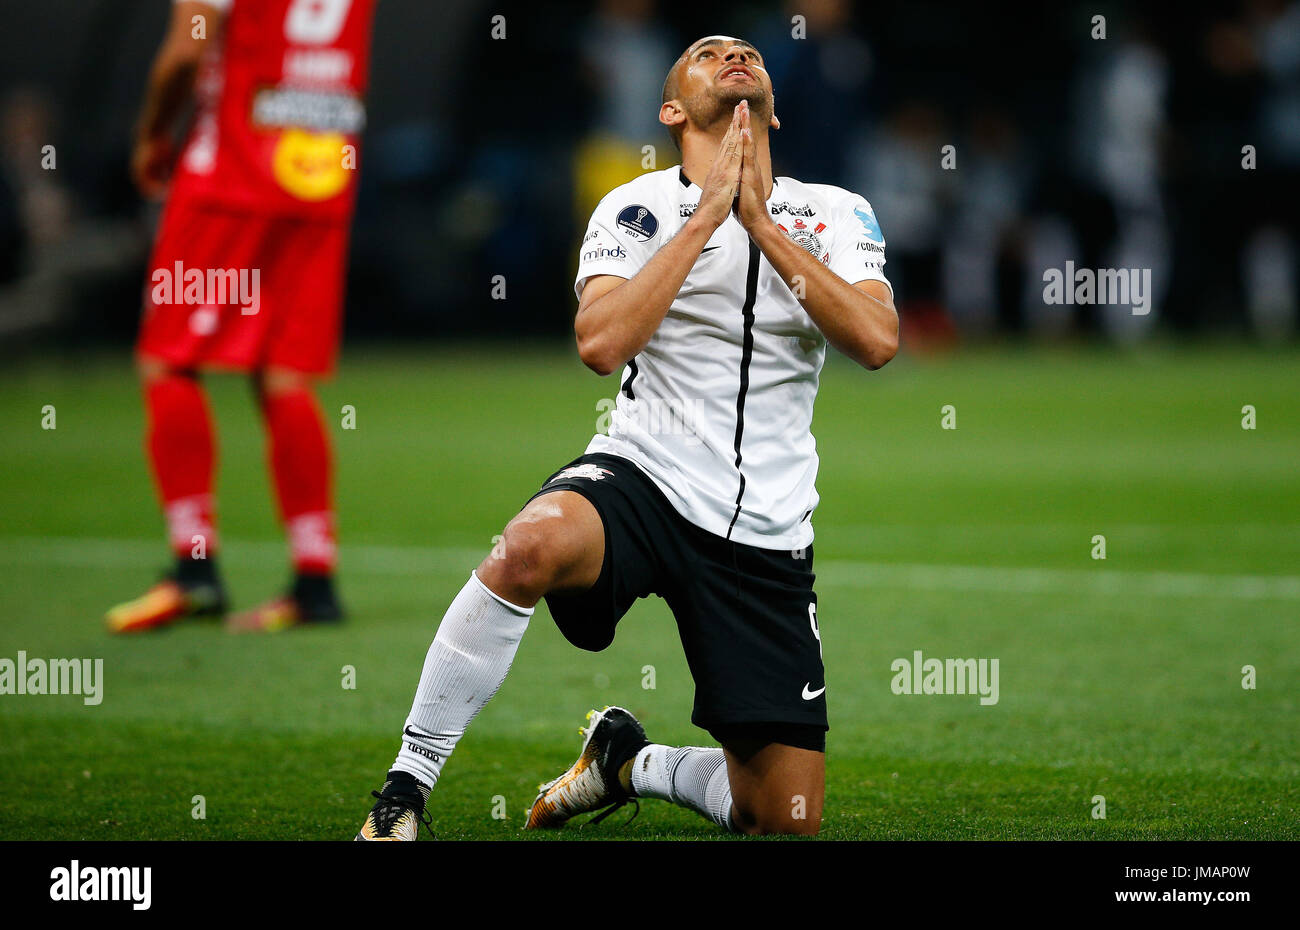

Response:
(138, 358), (193, 386)
(730, 795), (821, 836)
(777, 811), (822, 836)
(735, 811), (821, 837)
(258, 367), (312, 397)
(479, 519), (563, 604)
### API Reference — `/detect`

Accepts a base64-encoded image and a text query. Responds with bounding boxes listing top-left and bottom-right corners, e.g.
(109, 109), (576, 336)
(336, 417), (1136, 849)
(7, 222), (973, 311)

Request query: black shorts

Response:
(528, 453), (826, 751)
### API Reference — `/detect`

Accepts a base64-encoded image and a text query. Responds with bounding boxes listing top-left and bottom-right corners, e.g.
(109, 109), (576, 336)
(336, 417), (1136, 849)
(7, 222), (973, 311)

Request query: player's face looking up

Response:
(661, 36), (779, 145)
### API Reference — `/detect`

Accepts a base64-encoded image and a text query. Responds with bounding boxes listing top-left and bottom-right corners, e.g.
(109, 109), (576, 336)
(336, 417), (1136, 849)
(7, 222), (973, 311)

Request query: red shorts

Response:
(137, 197), (350, 375)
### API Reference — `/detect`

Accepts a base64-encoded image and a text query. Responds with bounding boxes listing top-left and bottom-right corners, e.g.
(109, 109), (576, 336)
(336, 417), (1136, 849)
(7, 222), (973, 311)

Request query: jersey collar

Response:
(678, 165), (780, 194)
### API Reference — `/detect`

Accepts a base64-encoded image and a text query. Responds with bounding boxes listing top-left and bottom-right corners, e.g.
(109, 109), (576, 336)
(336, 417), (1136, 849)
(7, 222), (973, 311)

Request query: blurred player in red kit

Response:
(107, 0), (376, 633)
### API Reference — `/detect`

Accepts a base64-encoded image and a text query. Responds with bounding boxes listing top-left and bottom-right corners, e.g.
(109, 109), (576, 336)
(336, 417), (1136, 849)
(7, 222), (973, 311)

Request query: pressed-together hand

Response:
(735, 100), (772, 233)
(693, 105), (744, 232)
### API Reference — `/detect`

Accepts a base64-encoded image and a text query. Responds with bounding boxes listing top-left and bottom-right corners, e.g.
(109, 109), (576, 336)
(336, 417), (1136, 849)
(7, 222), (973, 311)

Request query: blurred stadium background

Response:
(1, 1), (1297, 840)
(2, 0), (1299, 347)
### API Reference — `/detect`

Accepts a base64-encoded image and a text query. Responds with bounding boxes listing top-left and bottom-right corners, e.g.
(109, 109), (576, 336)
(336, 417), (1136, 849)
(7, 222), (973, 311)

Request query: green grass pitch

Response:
(0, 343), (1296, 840)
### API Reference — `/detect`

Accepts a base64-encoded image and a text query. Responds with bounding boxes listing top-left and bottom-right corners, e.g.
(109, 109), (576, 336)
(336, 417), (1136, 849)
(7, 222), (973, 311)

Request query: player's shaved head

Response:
(662, 36), (762, 101)
(661, 35), (772, 150)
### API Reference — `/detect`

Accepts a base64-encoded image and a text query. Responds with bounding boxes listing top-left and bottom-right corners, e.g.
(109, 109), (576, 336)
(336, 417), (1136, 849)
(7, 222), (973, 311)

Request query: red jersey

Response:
(171, 0), (377, 221)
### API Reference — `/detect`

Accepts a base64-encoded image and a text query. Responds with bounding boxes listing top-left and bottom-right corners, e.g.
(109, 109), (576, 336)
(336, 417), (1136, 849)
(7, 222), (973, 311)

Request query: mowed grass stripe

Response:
(2, 535), (1298, 601)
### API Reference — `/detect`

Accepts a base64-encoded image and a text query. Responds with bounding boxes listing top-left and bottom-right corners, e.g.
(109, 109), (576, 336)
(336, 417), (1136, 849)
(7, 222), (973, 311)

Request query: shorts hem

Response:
(702, 717), (828, 752)
(694, 711), (829, 732)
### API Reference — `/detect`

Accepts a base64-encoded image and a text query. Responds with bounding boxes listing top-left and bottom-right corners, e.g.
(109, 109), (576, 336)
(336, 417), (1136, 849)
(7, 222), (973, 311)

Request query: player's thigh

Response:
(264, 218), (348, 376)
(137, 200), (256, 370)
(722, 739), (825, 836)
(476, 490), (605, 601)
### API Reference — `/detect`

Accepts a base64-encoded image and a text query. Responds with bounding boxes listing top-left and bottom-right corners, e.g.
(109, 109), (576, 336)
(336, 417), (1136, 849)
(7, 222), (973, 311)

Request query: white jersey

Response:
(575, 166), (891, 551)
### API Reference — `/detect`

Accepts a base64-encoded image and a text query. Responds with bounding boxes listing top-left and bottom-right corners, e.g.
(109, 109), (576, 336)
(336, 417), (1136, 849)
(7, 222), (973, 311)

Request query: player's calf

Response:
(229, 368), (345, 632)
(355, 491), (604, 838)
(109, 359), (226, 632)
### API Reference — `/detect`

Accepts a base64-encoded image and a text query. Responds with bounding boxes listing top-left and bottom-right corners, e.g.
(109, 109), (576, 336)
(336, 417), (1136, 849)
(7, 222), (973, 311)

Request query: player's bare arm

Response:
(734, 101), (899, 370)
(131, 1), (222, 198)
(574, 105), (746, 376)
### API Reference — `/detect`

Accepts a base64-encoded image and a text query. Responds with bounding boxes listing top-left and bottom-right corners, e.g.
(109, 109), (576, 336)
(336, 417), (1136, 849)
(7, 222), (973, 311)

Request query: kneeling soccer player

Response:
(359, 35), (897, 839)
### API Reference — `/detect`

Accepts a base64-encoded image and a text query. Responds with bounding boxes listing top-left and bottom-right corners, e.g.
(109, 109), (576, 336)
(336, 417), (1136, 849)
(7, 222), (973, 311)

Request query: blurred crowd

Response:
(1, 0), (1297, 351)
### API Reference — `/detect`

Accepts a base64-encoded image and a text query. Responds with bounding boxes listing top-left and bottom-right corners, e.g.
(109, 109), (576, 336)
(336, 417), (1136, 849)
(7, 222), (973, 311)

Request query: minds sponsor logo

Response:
(582, 243), (627, 263)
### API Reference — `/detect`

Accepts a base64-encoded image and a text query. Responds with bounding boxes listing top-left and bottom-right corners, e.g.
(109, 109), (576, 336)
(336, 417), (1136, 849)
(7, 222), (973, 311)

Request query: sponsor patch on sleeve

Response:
(581, 241), (628, 264)
(616, 204), (659, 240)
(853, 203), (884, 244)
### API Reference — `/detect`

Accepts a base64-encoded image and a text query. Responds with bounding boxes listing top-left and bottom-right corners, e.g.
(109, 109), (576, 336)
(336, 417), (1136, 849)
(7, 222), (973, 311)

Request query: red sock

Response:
(263, 386), (336, 575)
(145, 374), (218, 559)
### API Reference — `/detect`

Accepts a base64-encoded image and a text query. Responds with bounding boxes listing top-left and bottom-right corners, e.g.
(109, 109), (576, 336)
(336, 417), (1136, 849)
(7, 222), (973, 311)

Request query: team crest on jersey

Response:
(778, 218), (828, 260)
(547, 464), (615, 484)
(616, 205), (659, 240)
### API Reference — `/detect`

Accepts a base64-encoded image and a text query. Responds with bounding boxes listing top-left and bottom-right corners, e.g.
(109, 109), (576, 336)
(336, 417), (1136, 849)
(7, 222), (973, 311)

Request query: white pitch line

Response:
(0, 536), (482, 576)
(0, 536), (1297, 601)
(816, 560), (1300, 602)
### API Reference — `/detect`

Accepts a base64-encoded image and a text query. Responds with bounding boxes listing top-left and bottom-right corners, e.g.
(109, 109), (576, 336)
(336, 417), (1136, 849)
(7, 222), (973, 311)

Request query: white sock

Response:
(393, 571), (532, 788)
(630, 744), (736, 832)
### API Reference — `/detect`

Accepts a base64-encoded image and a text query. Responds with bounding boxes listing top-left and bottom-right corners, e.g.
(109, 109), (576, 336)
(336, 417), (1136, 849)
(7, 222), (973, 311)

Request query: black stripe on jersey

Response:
(621, 357), (639, 400)
(726, 241), (761, 539)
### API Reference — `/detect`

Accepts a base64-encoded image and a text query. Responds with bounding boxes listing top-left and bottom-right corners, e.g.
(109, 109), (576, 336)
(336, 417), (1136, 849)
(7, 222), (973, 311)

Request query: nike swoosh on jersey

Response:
(801, 683), (826, 700)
